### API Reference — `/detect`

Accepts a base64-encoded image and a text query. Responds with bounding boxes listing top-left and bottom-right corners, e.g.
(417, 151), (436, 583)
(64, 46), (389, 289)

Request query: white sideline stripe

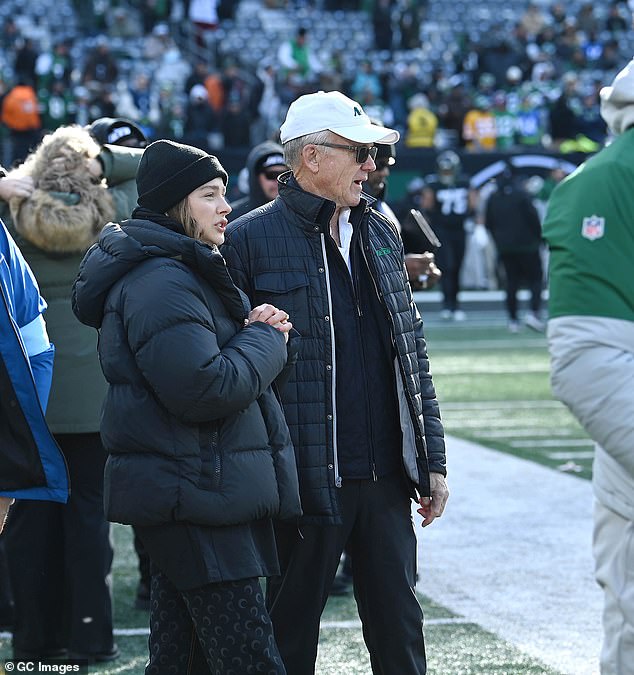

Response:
(0, 618), (473, 642)
(430, 339), (546, 350)
(546, 450), (595, 459)
(441, 400), (563, 409)
(417, 435), (602, 675)
(510, 439), (594, 448)
(320, 617), (470, 630)
(473, 428), (584, 438)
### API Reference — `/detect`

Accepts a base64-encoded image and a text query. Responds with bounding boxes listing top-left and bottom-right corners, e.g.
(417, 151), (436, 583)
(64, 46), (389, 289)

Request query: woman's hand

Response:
(247, 304), (293, 343)
(0, 175), (34, 201)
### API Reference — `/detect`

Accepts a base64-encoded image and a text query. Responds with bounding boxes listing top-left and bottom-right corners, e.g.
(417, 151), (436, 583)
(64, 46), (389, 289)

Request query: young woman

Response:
(72, 139), (301, 674)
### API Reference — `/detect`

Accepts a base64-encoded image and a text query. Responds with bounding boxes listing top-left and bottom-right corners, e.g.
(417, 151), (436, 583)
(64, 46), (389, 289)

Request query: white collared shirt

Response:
(333, 207), (353, 275)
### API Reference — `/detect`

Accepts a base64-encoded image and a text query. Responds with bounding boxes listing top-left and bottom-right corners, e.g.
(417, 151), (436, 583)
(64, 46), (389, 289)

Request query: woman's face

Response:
(187, 177), (231, 246)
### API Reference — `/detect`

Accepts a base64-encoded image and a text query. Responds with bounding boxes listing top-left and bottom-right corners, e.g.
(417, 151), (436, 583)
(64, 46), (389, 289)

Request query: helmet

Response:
(436, 150), (461, 184)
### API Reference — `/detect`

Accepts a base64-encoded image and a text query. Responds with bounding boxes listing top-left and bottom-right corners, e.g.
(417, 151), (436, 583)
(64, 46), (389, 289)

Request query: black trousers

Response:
(435, 226), (467, 311)
(146, 569), (285, 675)
(499, 250), (543, 320)
(267, 472), (426, 675)
(5, 433), (114, 655)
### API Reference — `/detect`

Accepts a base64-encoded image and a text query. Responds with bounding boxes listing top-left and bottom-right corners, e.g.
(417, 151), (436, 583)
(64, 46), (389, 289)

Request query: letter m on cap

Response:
(353, 106), (363, 116)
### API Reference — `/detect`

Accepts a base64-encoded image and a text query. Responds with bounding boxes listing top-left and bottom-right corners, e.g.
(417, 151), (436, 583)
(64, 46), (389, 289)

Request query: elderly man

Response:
(223, 91), (448, 675)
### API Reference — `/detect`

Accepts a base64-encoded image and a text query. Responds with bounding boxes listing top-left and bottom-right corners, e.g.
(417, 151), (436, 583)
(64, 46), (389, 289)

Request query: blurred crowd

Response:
(0, 0), (631, 168)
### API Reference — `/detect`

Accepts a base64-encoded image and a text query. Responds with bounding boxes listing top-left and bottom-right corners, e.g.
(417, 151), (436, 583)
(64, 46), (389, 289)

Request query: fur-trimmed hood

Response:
(9, 125), (115, 254)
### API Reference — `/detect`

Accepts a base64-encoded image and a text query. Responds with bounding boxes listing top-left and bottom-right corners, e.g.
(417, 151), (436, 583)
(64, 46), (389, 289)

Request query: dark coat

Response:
(223, 175), (446, 525)
(485, 179), (543, 253)
(71, 211), (301, 587)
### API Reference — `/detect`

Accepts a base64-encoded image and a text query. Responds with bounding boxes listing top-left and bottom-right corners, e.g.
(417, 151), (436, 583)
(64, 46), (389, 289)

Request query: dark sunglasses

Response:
(314, 142), (378, 164)
(262, 169), (286, 180)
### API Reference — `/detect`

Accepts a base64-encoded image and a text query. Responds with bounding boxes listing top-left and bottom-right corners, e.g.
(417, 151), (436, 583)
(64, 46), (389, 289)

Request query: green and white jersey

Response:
(543, 128), (634, 321)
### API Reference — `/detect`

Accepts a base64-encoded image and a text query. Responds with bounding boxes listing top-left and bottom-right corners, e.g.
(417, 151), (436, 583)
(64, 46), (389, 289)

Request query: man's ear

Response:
(301, 144), (320, 174)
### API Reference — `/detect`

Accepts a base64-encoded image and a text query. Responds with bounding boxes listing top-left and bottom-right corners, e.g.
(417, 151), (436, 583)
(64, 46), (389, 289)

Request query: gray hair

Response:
(283, 130), (332, 171)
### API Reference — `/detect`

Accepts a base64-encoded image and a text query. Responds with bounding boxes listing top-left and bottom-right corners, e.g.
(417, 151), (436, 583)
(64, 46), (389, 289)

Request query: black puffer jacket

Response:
(72, 211), (301, 529)
(223, 175), (446, 525)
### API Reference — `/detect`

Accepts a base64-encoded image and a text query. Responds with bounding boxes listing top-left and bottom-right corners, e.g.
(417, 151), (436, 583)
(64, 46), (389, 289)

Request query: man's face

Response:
(257, 164), (287, 200)
(313, 133), (376, 208)
(365, 156), (391, 198)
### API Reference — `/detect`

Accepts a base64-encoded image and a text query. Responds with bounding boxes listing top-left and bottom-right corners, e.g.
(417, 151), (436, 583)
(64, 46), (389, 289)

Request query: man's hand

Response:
(0, 497), (15, 534)
(405, 252), (442, 290)
(417, 472), (449, 527)
(0, 176), (34, 201)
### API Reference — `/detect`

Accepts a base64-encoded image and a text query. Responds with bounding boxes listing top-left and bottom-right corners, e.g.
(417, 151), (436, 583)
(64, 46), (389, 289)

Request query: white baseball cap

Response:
(280, 91), (400, 144)
(600, 58), (634, 135)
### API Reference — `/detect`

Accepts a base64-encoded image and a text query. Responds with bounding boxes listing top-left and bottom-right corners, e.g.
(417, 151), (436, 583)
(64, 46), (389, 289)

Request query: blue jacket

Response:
(0, 219), (68, 502)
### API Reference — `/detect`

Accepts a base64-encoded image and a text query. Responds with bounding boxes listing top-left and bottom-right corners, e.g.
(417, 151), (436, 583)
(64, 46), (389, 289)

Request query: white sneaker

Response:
(440, 309), (453, 320)
(508, 320), (519, 334)
(453, 310), (467, 322)
(524, 314), (545, 332)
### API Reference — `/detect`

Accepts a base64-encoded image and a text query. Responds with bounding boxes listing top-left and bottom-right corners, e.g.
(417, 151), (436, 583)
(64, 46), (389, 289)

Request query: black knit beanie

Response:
(136, 140), (228, 213)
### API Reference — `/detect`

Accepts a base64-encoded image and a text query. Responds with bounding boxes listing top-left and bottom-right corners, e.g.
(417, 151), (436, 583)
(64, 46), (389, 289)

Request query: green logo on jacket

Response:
(376, 247), (392, 257)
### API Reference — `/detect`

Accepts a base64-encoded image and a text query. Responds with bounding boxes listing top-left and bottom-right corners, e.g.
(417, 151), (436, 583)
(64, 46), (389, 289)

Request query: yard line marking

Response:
(546, 450), (595, 459)
(320, 617), (470, 629)
(475, 429), (583, 438)
(434, 365), (549, 374)
(510, 439), (594, 448)
(1, 617), (474, 642)
(443, 420), (576, 432)
(430, 339), (546, 350)
(441, 400), (563, 409)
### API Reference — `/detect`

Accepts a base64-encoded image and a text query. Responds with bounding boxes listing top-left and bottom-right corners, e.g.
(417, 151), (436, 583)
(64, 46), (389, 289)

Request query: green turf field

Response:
(424, 321), (592, 480)
(0, 313), (588, 674)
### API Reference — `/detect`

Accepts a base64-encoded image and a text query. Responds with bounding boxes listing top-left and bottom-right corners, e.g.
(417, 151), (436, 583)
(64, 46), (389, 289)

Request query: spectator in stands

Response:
(229, 141), (287, 221)
(1, 123), (143, 663)
(223, 90), (448, 675)
(254, 60), (282, 144)
(14, 39), (39, 89)
(72, 138), (300, 673)
(405, 93), (438, 148)
(183, 84), (220, 152)
(463, 95), (497, 151)
(520, 2), (547, 38)
(575, 87), (608, 144)
(544, 60), (634, 675)
(277, 27), (322, 101)
(421, 150), (477, 321)
(516, 92), (547, 147)
(484, 165), (544, 333)
(221, 93), (253, 148)
(82, 37), (119, 88)
(35, 41), (74, 91)
(372, 0), (393, 51)
(40, 80), (77, 132)
(437, 79), (471, 147)
(549, 73), (579, 148)
(0, 78), (42, 165)
(605, 3), (628, 33)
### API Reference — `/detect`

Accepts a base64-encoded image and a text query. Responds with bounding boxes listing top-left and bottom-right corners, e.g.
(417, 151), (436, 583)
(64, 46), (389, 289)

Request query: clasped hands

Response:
(247, 304), (293, 343)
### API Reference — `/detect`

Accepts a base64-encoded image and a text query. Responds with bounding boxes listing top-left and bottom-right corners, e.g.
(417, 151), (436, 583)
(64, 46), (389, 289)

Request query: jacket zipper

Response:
(351, 228), (378, 481)
(211, 428), (221, 489)
(320, 233), (342, 488)
(360, 236), (423, 464)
